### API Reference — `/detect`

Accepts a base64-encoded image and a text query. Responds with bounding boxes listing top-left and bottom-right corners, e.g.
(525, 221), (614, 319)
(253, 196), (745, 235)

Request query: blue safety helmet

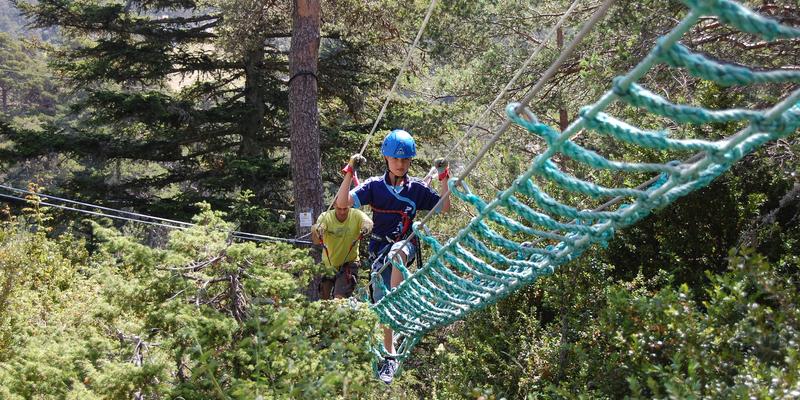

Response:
(381, 129), (416, 159)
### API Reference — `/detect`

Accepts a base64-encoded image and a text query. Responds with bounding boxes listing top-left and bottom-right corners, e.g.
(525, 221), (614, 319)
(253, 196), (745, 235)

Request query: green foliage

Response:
(0, 203), (385, 398)
(409, 249), (800, 399)
(1, 0), (799, 398)
(0, 32), (61, 118)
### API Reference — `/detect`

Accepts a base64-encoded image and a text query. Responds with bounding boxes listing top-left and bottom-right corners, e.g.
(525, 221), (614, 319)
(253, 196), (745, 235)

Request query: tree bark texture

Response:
(289, 0), (323, 234)
(289, 0), (323, 298)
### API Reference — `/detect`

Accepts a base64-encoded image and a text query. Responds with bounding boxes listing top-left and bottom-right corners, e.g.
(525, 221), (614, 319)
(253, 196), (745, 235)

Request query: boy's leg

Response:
(383, 240), (416, 354)
(370, 255), (393, 303)
(375, 240), (416, 384)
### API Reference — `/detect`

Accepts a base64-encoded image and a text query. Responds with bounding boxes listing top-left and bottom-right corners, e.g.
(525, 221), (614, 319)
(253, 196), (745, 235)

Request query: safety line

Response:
(358, 0), (439, 155)
(0, 187), (313, 245)
(325, 0), (440, 214)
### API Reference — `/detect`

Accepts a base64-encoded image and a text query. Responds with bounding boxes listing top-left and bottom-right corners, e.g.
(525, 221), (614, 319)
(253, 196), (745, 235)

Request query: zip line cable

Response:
(0, 192), (194, 232)
(0, 183), (193, 227)
(0, 185), (313, 245)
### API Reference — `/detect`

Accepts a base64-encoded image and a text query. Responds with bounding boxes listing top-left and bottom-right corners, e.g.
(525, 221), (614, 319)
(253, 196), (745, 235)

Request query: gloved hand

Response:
(435, 158), (450, 181)
(360, 219), (373, 237)
(314, 223), (327, 239)
(342, 154), (366, 175)
(349, 154), (366, 170)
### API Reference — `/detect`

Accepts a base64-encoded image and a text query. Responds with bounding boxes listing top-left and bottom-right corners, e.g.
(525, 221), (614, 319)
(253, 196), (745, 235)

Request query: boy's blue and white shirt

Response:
(350, 171), (441, 253)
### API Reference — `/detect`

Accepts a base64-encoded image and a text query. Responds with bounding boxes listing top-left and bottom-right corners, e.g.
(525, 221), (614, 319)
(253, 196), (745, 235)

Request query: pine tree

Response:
(1, 0), (400, 235)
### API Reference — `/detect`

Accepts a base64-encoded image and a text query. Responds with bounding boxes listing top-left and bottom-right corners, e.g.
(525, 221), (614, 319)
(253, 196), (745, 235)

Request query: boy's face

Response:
(385, 156), (412, 179)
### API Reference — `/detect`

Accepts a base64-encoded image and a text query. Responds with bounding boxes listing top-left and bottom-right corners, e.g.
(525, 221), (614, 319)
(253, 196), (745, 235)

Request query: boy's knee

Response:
(387, 240), (415, 266)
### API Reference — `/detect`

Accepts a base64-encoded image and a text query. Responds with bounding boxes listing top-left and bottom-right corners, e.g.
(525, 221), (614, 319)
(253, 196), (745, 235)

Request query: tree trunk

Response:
(289, 0), (323, 298)
(240, 47), (267, 158)
(557, 27), (569, 131)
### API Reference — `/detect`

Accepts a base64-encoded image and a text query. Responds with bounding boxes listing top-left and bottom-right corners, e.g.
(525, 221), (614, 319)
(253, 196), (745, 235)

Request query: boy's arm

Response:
(436, 158), (452, 213)
(335, 154), (365, 208)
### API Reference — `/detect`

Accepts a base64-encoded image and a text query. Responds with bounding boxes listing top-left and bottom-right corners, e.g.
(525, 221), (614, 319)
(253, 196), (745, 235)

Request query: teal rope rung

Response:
(462, 232), (544, 268)
(538, 160), (656, 199)
(437, 247), (512, 291)
(453, 182), (586, 239)
(370, 0), (800, 361)
(451, 243), (526, 281)
(518, 180), (625, 222)
(614, 81), (764, 124)
(581, 111), (722, 152)
(505, 195), (597, 235)
(428, 262), (493, 300)
(513, 107), (684, 174)
(419, 227), (520, 285)
(682, 0), (800, 40)
(659, 43), (800, 87)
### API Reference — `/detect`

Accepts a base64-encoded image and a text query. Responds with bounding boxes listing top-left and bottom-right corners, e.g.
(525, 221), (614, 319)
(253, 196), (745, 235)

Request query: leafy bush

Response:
(0, 202), (387, 398)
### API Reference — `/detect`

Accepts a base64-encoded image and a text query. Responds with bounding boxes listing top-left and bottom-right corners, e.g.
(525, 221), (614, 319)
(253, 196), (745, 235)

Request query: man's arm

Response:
(311, 225), (321, 245)
(311, 217), (325, 245)
(439, 179), (451, 213)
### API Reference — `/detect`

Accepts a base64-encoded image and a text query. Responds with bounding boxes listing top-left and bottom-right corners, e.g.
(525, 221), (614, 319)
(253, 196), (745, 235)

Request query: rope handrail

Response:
(371, 0), (800, 362)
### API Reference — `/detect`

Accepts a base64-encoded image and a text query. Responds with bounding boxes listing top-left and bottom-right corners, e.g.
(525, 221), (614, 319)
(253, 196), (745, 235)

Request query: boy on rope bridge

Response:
(310, 204), (373, 300)
(335, 129), (451, 384)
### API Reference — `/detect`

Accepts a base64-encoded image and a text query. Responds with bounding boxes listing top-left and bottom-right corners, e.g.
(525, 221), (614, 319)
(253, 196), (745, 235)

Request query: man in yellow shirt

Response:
(311, 205), (373, 299)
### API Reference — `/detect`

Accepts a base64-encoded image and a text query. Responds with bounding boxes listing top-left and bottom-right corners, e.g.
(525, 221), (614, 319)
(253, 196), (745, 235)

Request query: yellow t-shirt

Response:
(316, 208), (370, 272)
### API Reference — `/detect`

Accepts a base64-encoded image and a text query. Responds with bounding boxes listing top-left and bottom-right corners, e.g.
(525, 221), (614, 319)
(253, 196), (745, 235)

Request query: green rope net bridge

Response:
(370, 0), (800, 360)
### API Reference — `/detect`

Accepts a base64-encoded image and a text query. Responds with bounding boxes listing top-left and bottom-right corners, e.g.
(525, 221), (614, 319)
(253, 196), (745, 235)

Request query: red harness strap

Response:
(370, 206), (412, 241)
(370, 206), (424, 271)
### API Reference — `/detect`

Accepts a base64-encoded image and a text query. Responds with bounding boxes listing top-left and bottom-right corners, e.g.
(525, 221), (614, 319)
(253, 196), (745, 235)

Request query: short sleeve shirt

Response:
(350, 172), (441, 253)
(316, 208), (370, 273)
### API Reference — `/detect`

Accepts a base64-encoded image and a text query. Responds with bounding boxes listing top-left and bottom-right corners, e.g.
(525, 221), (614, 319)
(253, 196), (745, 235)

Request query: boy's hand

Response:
(342, 154), (366, 177)
(435, 158), (449, 181)
(349, 154), (366, 170)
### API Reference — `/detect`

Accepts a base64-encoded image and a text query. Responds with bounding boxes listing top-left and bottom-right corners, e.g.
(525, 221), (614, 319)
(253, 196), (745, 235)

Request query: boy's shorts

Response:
(370, 240), (416, 303)
(319, 261), (359, 299)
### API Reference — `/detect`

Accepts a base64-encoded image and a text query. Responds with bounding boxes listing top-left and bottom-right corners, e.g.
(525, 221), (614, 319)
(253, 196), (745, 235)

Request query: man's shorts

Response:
(370, 240), (416, 303)
(320, 261), (359, 299)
